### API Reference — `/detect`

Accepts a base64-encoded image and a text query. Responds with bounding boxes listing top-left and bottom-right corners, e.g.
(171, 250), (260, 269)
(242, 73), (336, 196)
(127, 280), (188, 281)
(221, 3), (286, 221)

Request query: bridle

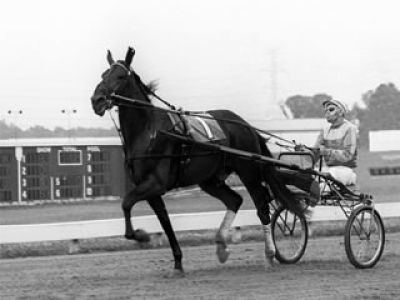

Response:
(101, 62), (133, 108)
(112, 62), (131, 74)
(102, 62), (174, 110)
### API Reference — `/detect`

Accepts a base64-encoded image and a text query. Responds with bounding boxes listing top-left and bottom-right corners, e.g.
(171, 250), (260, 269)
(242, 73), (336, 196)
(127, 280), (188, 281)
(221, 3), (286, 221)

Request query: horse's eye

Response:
(117, 75), (126, 80)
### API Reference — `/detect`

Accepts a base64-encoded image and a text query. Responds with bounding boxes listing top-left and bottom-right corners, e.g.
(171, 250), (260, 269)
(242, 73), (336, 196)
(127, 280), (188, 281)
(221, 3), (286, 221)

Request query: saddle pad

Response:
(167, 112), (226, 142)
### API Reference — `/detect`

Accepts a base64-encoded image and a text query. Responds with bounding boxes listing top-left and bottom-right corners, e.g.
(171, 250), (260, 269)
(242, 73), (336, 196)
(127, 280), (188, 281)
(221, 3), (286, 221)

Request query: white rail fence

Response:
(1, 203), (400, 244)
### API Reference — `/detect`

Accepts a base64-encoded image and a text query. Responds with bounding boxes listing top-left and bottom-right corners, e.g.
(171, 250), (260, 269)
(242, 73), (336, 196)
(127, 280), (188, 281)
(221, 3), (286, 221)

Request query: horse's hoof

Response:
(163, 268), (185, 279)
(264, 256), (275, 270)
(124, 232), (136, 240)
(216, 244), (230, 264)
(134, 229), (151, 243)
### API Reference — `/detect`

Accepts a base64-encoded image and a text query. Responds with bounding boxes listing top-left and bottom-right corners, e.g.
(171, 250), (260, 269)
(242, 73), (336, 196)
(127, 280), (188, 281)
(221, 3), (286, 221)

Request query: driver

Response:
(314, 99), (358, 186)
(275, 98), (358, 205)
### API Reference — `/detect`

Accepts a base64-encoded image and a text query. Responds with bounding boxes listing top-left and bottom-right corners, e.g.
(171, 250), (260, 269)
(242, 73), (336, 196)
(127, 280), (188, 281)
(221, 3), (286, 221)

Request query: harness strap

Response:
(108, 105), (192, 189)
(108, 109), (127, 158)
(167, 112), (189, 135)
(144, 85), (177, 110)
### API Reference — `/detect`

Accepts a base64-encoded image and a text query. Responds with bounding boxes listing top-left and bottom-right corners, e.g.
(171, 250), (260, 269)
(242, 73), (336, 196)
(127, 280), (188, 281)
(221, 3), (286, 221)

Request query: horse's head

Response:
(91, 47), (136, 116)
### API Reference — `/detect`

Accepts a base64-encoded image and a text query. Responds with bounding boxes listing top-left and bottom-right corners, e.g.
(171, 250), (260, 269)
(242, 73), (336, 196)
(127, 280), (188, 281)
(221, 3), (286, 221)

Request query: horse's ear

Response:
(107, 50), (115, 65)
(125, 47), (135, 66)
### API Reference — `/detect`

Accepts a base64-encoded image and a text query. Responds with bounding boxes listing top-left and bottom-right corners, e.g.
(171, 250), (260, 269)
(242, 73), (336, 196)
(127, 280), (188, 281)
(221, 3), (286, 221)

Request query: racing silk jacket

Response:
(314, 119), (358, 168)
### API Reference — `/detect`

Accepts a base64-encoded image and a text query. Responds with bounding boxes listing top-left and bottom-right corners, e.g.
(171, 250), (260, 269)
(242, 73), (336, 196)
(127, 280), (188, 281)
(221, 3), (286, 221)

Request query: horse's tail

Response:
(258, 135), (310, 218)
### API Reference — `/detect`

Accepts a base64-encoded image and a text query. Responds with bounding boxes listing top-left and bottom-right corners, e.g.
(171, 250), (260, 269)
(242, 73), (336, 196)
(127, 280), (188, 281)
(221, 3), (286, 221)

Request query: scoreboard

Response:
(0, 138), (126, 203)
(21, 148), (51, 201)
(85, 146), (112, 197)
(0, 148), (17, 202)
(53, 146), (84, 200)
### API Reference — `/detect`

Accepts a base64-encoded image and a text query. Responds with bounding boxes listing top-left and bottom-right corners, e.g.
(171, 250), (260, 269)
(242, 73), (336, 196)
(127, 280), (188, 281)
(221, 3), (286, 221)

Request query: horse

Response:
(90, 47), (308, 276)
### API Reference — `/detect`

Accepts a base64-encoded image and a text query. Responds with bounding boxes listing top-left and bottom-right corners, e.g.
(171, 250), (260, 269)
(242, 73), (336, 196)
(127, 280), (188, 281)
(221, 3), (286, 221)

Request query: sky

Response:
(1, 0), (400, 129)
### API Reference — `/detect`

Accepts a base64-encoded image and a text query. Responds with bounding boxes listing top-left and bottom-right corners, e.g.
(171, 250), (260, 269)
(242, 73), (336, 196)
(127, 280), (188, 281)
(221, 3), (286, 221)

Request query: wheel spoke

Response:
(345, 206), (385, 268)
(272, 207), (308, 264)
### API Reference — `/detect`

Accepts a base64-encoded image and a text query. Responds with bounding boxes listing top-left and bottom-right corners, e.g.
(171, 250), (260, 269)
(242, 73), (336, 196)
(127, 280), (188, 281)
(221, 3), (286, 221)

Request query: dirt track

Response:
(1, 233), (399, 299)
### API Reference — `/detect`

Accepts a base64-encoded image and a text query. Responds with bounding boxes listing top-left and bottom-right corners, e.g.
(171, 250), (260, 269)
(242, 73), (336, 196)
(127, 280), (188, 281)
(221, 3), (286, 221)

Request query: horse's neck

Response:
(119, 105), (154, 154)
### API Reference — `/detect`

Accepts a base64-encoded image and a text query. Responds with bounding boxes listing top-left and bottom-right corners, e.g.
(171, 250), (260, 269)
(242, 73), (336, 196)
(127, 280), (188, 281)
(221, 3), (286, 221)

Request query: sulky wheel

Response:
(344, 205), (385, 269)
(271, 205), (308, 264)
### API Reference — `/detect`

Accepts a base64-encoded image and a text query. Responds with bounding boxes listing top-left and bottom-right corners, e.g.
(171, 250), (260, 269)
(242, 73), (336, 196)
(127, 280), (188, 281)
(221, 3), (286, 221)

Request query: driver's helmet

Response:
(322, 99), (348, 116)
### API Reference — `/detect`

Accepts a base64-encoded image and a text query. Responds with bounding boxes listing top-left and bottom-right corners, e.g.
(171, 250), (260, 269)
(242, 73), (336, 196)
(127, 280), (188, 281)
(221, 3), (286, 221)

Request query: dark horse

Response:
(91, 47), (307, 276)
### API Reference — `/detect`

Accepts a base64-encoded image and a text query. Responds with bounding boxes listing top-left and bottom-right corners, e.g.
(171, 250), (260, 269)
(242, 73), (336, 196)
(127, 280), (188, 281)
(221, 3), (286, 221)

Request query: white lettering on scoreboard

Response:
(87, 146), (100, 152)
(62, 146), (77, 151)
(37, 147), (51, 153)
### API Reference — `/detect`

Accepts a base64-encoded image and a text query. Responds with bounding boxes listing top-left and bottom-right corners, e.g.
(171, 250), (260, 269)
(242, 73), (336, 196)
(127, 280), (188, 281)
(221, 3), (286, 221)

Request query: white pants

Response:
(321, 166), (357, 186)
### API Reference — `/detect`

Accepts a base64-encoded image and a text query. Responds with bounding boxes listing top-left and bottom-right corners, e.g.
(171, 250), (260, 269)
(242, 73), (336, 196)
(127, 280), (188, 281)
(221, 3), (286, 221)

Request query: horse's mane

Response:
(145, 80), (159, 94)
(129, 70), (158, 102)
(113, 59), (158, 100)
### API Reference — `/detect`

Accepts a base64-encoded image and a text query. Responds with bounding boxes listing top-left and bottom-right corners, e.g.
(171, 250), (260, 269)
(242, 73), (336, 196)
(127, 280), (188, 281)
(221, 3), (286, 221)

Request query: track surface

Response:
(1, 233), (399, 299)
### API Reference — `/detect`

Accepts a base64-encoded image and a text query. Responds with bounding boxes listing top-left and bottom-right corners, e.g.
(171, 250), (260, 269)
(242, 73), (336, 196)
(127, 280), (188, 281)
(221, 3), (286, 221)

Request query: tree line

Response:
(0, 122), (117, 140)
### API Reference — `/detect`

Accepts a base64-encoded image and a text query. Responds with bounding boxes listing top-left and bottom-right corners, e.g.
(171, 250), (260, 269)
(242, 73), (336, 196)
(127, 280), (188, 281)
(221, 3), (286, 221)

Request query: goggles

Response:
(324, 105), (337, 113)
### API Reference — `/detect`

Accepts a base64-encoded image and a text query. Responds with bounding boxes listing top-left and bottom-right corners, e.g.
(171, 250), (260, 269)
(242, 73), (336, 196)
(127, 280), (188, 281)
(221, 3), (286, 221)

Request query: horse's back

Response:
(206, 109), (248, 124)
(207, 110), (262, 152)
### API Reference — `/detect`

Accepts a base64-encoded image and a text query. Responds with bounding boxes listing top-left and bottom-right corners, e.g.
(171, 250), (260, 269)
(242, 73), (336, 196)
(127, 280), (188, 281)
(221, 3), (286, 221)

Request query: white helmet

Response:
(322, 99), (348, 115)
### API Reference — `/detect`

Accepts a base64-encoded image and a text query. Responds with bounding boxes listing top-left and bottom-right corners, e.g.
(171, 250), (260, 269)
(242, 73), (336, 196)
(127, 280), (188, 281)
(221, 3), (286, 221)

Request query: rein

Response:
(110, 93), (298, 147)
(142, 83), (178, 110)
(106, 61), (297, 148)
(108, 108), (126, 153)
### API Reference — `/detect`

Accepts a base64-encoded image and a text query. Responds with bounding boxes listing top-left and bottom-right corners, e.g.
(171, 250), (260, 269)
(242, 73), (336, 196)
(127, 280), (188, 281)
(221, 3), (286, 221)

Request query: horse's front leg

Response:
(148, 196), (184, 276)
(122, 190), (150, 242)
(122, 176), (166, 242)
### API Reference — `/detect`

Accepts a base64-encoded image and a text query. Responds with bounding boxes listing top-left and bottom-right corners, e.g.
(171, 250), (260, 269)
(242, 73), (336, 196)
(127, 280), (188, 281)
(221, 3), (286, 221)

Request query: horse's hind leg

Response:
(147, 196), (184, 276)
(200, 178), (243, 264)
(238, 175), (276, 268)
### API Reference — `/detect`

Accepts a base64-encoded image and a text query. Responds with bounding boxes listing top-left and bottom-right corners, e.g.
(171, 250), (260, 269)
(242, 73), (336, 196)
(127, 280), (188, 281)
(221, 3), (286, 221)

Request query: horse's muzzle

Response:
(91, 95), (112, 116)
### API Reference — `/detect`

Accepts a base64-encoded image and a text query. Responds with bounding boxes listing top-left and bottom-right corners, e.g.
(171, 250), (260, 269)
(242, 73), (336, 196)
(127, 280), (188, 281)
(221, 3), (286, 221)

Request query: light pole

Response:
(7, 109), (23, 140)
(7, 109), (23, 203)
(61, 109), (77, 138)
